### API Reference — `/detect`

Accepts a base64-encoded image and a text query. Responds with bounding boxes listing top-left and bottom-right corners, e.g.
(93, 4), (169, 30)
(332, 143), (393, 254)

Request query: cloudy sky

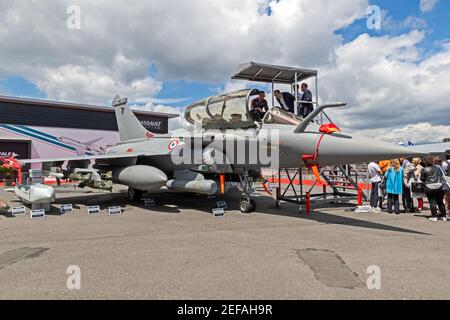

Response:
(0, 0), (449, 143)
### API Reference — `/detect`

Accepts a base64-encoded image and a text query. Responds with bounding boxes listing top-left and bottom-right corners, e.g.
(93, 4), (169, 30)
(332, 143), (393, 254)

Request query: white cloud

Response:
(0, 0), (369, 104)
(381, 11), (428, 33)
(213, 81), (251, 95)
(320, 31), (450, 135)
(0, 0), (449, 138)
(356, 123), (450, 144)
(402, 16), (428, 30)
(420, 0), (439, 12)
(149, 97), (192, 105)
(34, 64), (161, 104)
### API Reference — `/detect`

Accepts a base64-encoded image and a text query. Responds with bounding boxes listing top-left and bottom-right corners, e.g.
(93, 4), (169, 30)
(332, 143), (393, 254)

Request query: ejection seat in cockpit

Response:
(262, 107), (303, 126)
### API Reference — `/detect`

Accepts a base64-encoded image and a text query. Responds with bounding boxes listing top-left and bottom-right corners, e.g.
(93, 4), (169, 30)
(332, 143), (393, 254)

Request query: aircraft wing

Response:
(18, 152), (155, 165)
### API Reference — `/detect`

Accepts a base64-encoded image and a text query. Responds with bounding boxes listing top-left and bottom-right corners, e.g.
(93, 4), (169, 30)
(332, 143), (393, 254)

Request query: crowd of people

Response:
(368, 156), (450, 221)
(249, 83), (314, 122)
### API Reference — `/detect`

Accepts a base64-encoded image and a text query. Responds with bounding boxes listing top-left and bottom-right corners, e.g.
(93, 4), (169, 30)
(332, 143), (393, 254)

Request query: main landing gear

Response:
(239, 170), (257, 213)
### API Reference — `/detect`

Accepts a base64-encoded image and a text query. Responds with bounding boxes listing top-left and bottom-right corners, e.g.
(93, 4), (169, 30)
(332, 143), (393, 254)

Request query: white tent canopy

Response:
(231, 62), (317, 84)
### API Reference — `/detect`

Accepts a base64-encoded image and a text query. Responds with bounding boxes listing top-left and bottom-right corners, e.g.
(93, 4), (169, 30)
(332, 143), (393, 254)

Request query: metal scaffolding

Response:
(268, 164), (369, 214)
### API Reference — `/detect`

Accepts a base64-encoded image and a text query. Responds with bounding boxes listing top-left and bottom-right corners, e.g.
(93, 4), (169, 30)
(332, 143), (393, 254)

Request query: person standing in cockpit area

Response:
(274, 90), (295, 114)
(298, 83), (314, 118)
(249, 91), (269, 122)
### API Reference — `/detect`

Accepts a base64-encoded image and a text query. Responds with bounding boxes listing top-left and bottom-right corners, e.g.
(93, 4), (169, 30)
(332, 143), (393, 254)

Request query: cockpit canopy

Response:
(185, 88), (304, 130)
(185, 89), (259, 129)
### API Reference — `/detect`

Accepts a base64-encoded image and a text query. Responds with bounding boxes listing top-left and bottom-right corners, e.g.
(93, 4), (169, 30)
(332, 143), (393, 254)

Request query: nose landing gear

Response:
(239, 195), (257, 213)
(239, 170), (257, 213)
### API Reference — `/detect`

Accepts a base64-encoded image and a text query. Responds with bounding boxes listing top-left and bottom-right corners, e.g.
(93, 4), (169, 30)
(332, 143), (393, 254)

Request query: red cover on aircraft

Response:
(319, 123), (341, 134)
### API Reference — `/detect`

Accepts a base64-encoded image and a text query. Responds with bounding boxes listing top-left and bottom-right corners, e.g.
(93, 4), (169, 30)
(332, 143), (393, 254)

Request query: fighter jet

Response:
(18, 89), (421, 213)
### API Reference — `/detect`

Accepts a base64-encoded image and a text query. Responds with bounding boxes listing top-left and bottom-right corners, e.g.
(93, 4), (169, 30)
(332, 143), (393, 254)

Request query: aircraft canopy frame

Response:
(184, 88), (261, 129)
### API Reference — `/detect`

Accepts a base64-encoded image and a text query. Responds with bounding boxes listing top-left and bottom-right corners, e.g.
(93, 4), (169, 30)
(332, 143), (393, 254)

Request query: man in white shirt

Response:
(368, 162), (382, 209)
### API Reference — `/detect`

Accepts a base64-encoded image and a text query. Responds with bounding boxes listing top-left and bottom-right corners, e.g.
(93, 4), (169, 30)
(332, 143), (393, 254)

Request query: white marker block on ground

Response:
(212, 208), (225, 217)
(108, 206), (122, 216)
(30, 209), (45, 220)
(60, 204), (74, 214)
(87, 205), (101, 215)
(12, 206), (27, 216)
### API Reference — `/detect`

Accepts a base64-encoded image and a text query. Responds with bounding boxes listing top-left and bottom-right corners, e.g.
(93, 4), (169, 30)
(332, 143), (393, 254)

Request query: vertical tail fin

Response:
(112, 95), (153, 141)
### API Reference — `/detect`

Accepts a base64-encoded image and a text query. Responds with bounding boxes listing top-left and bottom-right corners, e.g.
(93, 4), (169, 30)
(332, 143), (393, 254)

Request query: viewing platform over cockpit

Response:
(184, 62), (331, 131)
(183, 62), (343, 133)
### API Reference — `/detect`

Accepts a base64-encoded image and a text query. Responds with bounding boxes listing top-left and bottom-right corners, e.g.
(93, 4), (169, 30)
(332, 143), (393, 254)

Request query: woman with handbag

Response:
(421, 156), (447, 221)
(385, 159), (403, 214)
(401, 158), (416, 213)
(435, 157), (450, 212)
(412, 158), (424, 211)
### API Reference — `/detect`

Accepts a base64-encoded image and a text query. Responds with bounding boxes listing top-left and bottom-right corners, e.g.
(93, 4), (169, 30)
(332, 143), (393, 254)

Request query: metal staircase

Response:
(320, 165), (368, 201)
(264, 163), (370, 214)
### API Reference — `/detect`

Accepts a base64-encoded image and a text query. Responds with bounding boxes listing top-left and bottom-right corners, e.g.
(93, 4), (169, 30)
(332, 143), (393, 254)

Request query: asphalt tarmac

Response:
(0, 185), (449, 300)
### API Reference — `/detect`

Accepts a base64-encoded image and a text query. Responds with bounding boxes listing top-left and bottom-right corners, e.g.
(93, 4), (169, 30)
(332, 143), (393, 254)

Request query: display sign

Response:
(140, 120), (165, 133)
(216, 201), (227, 209)
(30, 209), (45, 219)
(0, 139), (31, 179)
(0, 140), (29, 160)
(87, 205), (101, 215)
(12, 206), (27, 216)
(143, 198), (155, 207)
(60, 204), (74, 214)
(108, 206), (122, 216)
(212, 208), (225, 217)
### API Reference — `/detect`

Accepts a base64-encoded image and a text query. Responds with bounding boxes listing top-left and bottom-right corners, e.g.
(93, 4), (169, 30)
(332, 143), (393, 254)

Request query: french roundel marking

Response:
(168, 139), (180, 151)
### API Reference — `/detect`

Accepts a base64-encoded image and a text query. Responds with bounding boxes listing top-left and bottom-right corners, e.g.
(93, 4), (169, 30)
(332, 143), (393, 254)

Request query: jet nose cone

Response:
(317, 134), (425, 166)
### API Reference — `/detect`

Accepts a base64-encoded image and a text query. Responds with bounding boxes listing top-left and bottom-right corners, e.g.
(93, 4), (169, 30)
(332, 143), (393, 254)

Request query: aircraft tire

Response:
(240, 199), (255, 213)
(128, 187), (143, 202)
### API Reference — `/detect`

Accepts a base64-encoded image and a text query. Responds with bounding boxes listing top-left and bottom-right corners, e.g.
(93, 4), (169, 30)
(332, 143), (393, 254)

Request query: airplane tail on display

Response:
(112, 95), (154, 142)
